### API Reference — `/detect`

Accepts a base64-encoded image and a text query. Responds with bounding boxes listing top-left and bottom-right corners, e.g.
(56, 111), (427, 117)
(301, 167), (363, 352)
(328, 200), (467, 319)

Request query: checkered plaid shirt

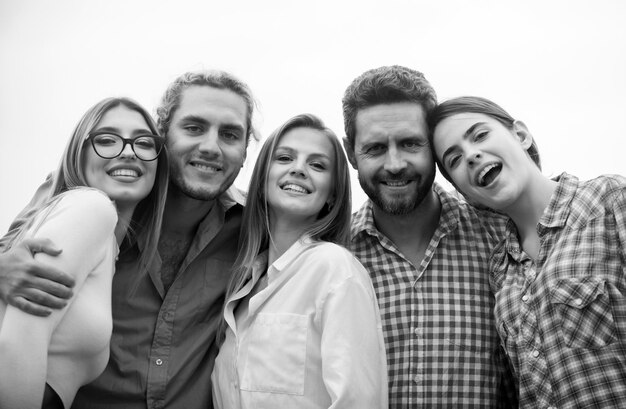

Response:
(491, 173), (626, 409)
(350, 184), (515, 408)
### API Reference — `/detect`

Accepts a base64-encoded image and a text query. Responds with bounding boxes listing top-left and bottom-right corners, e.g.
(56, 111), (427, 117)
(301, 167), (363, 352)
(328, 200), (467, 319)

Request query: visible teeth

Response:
(283, 184), (308, 193)
(385, 180), (408, 187)
(110, 169), (139, 177)
(478, 164), (499, 186)
(193, 163), (220, 171)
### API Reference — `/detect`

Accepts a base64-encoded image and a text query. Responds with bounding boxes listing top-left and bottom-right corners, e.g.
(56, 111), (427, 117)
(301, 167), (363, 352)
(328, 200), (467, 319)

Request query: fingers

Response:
(28, 262), (75, 289)
(22, 237), (62, 256)
(29, 275), (73, 302)
(10, 295), (54, 317)
(11, 283), (69, 308)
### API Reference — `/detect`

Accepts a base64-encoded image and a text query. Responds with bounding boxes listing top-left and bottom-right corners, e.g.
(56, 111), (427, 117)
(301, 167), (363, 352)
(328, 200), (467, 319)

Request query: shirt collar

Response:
(501, 172), (577, 261)
(219, 185), (246, 211)
(269, 236), (314, 281)
(350, 182), (458, 239)
(134, 184), (245, 254)
(538, 172), (577, 229)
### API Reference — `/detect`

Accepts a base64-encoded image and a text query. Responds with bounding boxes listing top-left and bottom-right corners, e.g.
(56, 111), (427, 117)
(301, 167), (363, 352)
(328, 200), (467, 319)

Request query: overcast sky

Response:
(1, 0), (625, 233)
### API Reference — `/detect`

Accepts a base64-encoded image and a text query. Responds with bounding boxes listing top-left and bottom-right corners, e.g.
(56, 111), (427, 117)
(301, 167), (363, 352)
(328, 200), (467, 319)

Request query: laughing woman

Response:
(212, 114), (387, 409)
(428, 96), (626, 408)
(0, 97), (168, 409)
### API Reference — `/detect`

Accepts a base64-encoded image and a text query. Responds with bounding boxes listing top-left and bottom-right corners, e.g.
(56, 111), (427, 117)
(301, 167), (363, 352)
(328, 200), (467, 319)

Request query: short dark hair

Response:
(342, 65), (437, 148)
(156, 70), (258, 143)
(428, 96), (541, 183)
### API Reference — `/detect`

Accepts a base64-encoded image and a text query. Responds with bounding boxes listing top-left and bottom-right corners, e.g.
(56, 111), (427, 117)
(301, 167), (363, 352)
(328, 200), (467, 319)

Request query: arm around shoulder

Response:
(0, 188), (117, 409)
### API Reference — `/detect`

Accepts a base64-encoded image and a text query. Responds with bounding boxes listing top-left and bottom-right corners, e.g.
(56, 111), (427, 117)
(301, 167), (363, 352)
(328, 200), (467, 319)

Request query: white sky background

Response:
(1, 0), (625, 233)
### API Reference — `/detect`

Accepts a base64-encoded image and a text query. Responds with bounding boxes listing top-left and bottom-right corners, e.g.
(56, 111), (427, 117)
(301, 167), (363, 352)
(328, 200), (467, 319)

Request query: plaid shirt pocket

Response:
(550, 277), (617, 349)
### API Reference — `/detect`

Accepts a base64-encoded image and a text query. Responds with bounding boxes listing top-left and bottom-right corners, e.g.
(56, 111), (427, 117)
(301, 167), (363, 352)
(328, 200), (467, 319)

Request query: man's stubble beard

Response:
(358, 170), (435, 216)
(168, 164), (238, 202)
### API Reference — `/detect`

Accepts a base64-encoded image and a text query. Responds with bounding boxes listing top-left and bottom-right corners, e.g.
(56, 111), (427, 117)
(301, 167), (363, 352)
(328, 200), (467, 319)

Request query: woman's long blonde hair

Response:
(216, 113), (352, 345)
(8, 97), (169, 269)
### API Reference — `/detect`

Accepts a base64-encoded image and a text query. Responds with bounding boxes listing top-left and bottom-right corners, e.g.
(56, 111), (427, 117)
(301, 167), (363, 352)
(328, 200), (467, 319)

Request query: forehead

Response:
(354, 102), (427, 143)
(96, 105), (149, 129)
(173, 85), (248, 127)
(434, 112), (501, 138)
(277, 127), (334, 156)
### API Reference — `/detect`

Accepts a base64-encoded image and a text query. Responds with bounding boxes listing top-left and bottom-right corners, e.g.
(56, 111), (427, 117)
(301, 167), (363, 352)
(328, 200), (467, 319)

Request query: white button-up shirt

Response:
(212, 238), (388, 409)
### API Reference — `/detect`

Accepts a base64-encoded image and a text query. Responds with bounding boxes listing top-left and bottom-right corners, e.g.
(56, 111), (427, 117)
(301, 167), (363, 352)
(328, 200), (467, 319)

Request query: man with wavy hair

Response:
(0, 70), (256, 409)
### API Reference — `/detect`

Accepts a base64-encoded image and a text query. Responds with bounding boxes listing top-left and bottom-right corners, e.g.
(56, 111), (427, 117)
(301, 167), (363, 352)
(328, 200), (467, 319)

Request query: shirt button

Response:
(522, 295), (529, 302)
(574, 298), (583, 306)
(155, 358), (163, 366)
(414, 328), (421, 337)
(532, 350), (540, 358)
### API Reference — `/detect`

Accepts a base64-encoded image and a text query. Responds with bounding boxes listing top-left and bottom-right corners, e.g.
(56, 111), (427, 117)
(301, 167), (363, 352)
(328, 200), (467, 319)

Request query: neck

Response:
(267, 217), (308, 266)
(502, 172), (557, 258)
(372, 187), (441, 248)
(162, 186), (216, 237)
(114, 203), (136, 246)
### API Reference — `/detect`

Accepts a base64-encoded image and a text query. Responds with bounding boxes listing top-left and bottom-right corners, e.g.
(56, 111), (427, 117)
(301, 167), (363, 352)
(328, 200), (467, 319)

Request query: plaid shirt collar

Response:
(351, 182), (461, 245)
(503, 172), (577, 261)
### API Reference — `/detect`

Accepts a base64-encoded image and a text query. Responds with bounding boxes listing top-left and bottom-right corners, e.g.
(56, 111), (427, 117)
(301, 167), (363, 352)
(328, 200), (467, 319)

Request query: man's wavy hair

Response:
(156, 70), (258, 144)
(342, 65), (437, 149)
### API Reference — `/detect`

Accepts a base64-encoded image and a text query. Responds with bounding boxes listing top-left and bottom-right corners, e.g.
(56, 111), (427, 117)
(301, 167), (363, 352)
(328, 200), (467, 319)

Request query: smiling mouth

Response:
(477, 163), (502, 187)
(109, 169), (141, 177)
(190, 162), (222, 172)
(282, 183), (310, 194)
(382, 180), (411, 187)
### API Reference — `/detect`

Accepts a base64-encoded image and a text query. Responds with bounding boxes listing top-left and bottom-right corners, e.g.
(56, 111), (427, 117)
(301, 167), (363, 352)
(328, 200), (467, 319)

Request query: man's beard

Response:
(358, 170), (435, 216)
(168, 164), (234, 202)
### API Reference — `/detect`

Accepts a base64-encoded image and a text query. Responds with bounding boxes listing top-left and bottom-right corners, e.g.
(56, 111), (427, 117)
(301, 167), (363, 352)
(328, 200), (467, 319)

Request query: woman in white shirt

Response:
(0, 97), (168, 409)
(212, 113), (387, 409)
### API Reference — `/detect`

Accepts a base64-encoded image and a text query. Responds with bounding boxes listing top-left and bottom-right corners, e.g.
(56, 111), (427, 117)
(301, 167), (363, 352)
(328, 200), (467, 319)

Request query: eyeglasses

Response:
(87, 132), (165, 161)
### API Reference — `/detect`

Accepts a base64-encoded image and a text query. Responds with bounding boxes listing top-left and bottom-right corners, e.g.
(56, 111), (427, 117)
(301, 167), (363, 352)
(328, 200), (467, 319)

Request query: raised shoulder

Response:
(29, 188), (118, 241)
(587, 174), (626, 196)
(55, 188), (116, 222)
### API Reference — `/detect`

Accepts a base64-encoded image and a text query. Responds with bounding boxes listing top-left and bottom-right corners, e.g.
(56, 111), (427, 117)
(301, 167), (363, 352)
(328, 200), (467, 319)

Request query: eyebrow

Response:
(275, 146), (331, 160)
(92, 126), (153, 136)
(179, 115), (209, 125)
(441, 122), (486, 161)
(180, 115), (246, 133)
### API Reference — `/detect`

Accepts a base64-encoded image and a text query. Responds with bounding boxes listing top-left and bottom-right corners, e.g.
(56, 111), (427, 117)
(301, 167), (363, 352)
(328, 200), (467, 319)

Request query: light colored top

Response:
(0, 188), (118, 409)
(490, 173), (626, 409)
(1, 176), (245, 409)
(212, 238), (388, 409)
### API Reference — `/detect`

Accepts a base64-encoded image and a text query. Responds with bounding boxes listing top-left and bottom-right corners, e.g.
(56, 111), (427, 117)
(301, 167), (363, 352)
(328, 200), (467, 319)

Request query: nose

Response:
(467, 151), (482, 167)
(118, 142), (136, 159)
(383, 147), (407, 174)
(289, 159), (307, 178)
(198, 129), (221, 157)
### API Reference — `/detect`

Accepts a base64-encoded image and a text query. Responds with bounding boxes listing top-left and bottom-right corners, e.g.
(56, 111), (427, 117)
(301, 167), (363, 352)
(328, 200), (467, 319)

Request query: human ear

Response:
(342, 137), (358, 170)
(513, 120), (534, 150)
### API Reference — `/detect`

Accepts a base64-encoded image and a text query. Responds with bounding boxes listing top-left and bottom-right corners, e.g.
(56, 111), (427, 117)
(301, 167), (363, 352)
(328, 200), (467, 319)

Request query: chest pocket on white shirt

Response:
(241, 313), (308, 395)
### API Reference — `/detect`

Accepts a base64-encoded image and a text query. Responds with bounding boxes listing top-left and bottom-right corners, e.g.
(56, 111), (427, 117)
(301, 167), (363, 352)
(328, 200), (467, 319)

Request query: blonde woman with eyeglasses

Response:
(0, 97), (168, 409)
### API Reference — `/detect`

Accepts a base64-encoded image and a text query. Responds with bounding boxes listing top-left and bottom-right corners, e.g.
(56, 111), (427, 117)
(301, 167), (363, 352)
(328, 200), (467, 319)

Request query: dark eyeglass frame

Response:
(87, 131), (165, 162)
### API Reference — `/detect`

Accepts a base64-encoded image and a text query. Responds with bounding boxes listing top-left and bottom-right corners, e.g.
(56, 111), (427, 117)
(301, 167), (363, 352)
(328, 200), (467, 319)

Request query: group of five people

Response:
(0, 65), (624, 409)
